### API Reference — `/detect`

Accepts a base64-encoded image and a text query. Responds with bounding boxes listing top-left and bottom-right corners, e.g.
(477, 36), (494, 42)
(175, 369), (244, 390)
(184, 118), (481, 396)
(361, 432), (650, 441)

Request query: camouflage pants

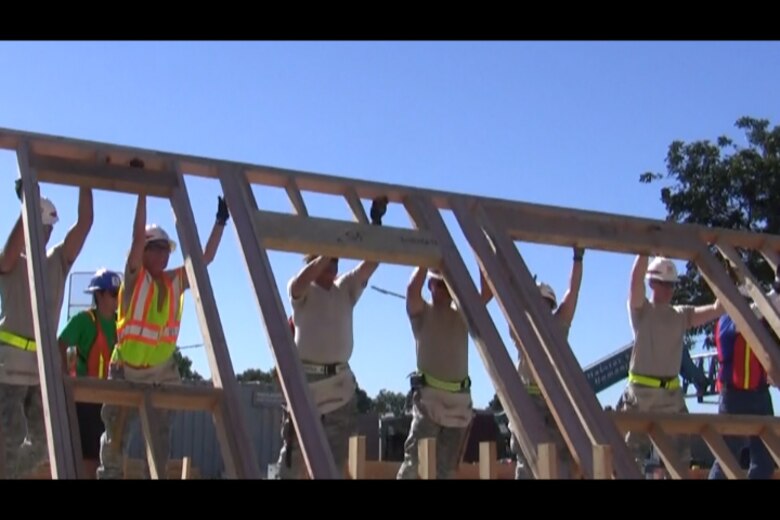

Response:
(396, 397), (470, 480)
(276, 395), (358, 479)
(0, 383), (48, 479)
(619, 383), (691, 473)
(509, 389), (573, 479)
(96, 359), (181, 479)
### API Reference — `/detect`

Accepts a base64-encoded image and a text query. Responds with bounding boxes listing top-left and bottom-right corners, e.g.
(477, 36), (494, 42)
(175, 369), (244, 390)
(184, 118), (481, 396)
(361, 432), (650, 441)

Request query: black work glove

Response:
(14, 178), (22, 201)
(216, 196), (230, 225)
(129, 158), (145, 169)
(573, 246), (585, 261)
(369, 196), (388, 226)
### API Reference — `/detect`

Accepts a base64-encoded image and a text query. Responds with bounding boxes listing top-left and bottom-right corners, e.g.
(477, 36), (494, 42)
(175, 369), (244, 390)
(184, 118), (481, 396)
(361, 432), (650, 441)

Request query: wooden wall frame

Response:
(2, 126), (780, 479)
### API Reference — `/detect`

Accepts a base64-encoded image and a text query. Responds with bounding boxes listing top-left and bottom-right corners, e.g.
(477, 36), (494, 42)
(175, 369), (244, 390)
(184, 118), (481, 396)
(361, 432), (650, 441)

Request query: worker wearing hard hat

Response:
(96, 168), (230, 479)
(57, 268), (121, 479)
(0, 180), (93, 478)
(275, 197), (387, 479)
(396, 267), (488, 479)
(708, 274), (779, 480)
(622, 255), (723, 476)
(508, 247), (585, 479)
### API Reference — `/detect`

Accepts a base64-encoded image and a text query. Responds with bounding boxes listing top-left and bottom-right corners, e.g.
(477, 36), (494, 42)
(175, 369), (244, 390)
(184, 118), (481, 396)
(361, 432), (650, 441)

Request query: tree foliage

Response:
(173, 350), (204, 381)
(639, 116), (780, 347)
(372, 389), (409, 417)
(237, 368), (276, 383)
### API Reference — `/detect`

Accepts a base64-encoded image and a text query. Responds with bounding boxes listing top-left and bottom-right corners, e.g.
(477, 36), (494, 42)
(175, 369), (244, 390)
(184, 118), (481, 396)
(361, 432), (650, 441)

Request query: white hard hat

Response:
(646, 257), (678, 283)
(144, 224), (176, 252)
(537, 281), (557, 309)
(40, 197), (58, 226)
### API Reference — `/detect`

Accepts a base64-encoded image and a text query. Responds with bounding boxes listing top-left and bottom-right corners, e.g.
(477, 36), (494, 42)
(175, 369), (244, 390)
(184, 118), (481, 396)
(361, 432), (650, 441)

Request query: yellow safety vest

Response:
(113, 267), (184, 368)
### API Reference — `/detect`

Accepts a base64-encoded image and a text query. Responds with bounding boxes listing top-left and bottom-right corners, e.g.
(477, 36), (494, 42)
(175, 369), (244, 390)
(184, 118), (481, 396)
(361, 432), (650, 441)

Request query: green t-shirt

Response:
(58, 310), (117, 377)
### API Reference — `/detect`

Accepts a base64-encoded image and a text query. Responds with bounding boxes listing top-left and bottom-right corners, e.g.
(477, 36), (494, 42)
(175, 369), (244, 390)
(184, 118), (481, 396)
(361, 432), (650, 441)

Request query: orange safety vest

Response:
(113, 266), (184, 368)
(84, 309), (113, 379)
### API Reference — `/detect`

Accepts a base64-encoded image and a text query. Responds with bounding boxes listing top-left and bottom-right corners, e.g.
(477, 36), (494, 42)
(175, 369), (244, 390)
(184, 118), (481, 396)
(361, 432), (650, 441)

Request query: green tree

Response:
(355, 384), (374, 414)
(373, 389), (408, 417)
(237, 368), (276, 383)
(174, 349), (204, 381)
(639, 116), (780, 347)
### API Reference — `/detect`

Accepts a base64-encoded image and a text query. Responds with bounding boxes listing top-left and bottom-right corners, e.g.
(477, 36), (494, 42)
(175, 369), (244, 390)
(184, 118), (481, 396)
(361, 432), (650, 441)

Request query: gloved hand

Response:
(14, 178), (22, 201)
(370, 196), (388, 226)
(216, 195), (230, 225)
(573, 246), (585, 261)
(129, 158), (145, 169)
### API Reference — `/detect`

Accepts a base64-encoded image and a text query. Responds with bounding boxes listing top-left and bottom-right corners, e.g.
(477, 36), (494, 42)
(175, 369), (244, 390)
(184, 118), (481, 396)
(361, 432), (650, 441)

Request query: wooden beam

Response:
(344, 188), (369, 224)
(487, 205), (696, 259)
(181, 456), (192, 480)
(537, 443), (558, 479)
(67, 377), (221, 411)
(701, 426), (746, 479)
(647, 425), (688, 479)
(419, 438), (436, 480)
(717, 243), (780, 343)
(450, 198), (588, 477)
(29, 154), (177, 197)
(403, 194), (553, 478)
(608, 410), (780, 437)
(479, 442), (498, 480)
(760, 429), (780, 467)
(170, 163), (261, 479)
(218, 167), (339, 479)
(17, 142), (82, 479)
(592, 444), (613, 480)
(348, 436), (366, 479)
(5, 126), (780, 257)
(466, 202), (642, 479)
(138, 394), (166, 480)
(210, 402), (238, 479)
(695, 245), (780, 385)
(285, 179), (309, 216)
(253, 209), (442, 267)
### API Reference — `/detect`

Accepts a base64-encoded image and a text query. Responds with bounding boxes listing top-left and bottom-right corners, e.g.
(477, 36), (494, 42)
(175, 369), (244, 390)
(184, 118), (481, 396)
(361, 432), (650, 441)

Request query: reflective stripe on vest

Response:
(628, 372), (680, 390)
(84, 310), (113, 379)
(0, 330), (36, 352)
(114, 267), (184, 368)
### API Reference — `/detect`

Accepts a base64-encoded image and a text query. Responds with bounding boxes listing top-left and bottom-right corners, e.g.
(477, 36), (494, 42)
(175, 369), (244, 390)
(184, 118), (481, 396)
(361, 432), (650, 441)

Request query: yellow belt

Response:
(421, 371), (471, 393)
(628, 372), (680, 390)
(526, 383), (542, 395)
(0, 330), (36, 352)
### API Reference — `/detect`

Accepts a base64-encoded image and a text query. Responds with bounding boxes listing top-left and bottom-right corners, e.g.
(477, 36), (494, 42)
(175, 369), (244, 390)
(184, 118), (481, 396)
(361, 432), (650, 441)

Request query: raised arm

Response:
(629, 255), (649, 310)
(555, 247), (584, 327)
(407, 267), (427, 316)
(202, 196), (230, 266)
(351, 196), (388, 288)
(0, 216), (25, 274)
(1, 179), (37, 274)
(688, 299), (723, 329)
(354, 260), (379, 288)
(290, 256), (334, 300)
(61, 188), (94, 265)
(126, 194), (147, 277)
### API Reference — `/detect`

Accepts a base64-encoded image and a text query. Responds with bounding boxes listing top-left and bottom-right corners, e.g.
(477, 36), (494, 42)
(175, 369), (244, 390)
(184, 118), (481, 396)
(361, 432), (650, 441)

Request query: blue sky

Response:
(1, 41), (779, 415)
